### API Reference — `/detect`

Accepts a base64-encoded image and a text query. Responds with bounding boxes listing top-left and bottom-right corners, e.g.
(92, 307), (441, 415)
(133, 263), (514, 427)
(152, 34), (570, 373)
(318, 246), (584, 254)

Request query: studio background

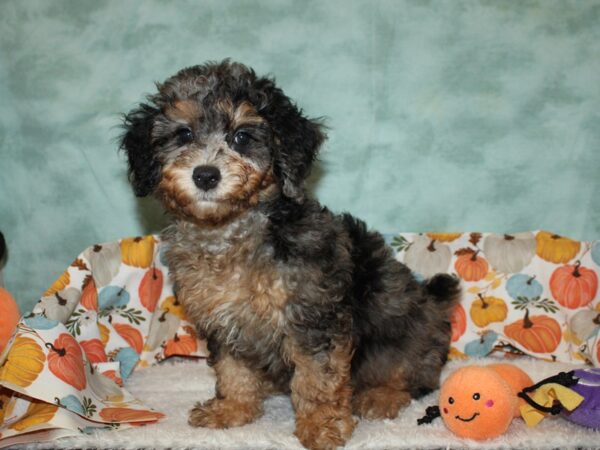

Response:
(1, 0), (599, 312)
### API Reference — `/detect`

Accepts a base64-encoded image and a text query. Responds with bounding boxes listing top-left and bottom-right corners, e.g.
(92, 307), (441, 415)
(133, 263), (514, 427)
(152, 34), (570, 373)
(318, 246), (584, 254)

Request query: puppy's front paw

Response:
(295, 405), (356, 450)
(188, 397), (262, 428)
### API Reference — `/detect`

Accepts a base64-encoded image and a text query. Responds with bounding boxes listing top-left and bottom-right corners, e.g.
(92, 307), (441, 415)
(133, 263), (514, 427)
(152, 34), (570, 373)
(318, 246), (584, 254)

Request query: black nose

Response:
(192, 165), (221, 191)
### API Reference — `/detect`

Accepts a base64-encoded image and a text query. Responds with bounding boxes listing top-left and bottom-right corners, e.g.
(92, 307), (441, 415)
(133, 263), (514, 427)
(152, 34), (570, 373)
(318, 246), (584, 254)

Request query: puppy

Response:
(121, 60), (460, 450)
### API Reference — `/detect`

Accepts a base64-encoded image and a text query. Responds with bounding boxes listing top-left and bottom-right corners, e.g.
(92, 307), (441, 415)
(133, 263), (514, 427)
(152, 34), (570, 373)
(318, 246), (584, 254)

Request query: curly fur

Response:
(120, 60), (460, 450)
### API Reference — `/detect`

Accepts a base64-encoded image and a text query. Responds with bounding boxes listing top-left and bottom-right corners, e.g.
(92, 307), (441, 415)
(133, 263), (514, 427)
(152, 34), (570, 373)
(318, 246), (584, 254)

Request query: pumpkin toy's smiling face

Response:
(439, 366), (517, 440)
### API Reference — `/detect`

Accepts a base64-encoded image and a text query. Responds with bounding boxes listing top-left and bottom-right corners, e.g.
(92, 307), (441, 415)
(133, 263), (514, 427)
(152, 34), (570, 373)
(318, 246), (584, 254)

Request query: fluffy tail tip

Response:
(424, 273), (461, 306)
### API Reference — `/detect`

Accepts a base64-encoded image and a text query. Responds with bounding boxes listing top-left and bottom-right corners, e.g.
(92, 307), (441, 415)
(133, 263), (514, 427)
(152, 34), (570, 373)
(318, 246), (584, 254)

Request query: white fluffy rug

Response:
(18, 357), (600, 449)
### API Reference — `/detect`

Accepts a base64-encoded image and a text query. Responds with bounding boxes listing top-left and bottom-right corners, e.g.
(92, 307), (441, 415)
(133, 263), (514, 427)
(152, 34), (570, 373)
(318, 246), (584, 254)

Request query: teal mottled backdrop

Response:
(1, 0), (599, 311)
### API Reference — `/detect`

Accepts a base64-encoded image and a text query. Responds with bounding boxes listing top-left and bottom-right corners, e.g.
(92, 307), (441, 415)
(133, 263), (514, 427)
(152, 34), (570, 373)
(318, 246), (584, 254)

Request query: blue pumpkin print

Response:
(115, 347), (139, 380)
(98, 286), (130, 310)
(506, 274), (543, 300)
(59, 394), (84, 415)
(23, 314), (59, 330)
(464, 331), (498, 357)
(591, 242), (600, 267)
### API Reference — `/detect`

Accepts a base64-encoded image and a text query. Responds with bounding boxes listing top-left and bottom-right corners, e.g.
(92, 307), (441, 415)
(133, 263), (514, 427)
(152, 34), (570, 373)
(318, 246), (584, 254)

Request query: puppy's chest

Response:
(170, 241), (290, 346)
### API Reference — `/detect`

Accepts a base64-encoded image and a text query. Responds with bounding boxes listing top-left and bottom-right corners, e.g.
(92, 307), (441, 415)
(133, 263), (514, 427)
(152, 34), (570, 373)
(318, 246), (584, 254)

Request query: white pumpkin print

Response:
(482, 232), (536, 273)
(83, 242), (121, 288)
(403, 235), (452, 278)
(144, 310), (181, 352)
(35, 287), (81, 323)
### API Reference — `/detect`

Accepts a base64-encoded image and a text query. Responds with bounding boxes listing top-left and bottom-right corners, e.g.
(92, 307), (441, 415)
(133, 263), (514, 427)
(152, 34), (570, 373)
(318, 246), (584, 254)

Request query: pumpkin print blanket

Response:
(0, 231), (599, 447)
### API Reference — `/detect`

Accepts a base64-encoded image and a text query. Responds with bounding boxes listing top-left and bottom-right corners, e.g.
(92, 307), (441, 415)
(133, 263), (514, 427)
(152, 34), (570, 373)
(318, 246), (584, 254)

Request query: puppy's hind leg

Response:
(351, 346), (412, 420)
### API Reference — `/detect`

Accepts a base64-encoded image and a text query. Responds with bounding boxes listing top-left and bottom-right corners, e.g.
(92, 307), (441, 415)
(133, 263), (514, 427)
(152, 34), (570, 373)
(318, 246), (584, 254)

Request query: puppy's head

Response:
(120, 60), (325, 225)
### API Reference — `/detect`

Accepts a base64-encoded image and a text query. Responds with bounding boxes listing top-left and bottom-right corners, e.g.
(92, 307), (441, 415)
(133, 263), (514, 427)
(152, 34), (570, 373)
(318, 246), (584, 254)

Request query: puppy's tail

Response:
(424, 273), (461, 314)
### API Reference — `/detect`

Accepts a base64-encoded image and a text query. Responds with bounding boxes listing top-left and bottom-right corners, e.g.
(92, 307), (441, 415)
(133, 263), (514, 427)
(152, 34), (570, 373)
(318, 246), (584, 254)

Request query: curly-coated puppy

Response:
(121, 60), (460, 450)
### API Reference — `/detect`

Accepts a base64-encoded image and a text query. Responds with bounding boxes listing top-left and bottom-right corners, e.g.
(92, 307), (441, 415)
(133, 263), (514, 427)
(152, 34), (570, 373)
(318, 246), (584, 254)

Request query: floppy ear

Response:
(257, 81), (326, 203)
(120, 103), (161, 197)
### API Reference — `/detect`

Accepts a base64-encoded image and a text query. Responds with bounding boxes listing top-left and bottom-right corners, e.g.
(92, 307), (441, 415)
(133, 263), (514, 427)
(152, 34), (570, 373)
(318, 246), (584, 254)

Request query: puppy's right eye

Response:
(177, 128), (194, 145)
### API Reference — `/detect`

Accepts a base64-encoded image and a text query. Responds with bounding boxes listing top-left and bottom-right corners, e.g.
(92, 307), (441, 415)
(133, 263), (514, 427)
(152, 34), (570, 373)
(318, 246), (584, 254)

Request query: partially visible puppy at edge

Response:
(120, 60), (461, 450)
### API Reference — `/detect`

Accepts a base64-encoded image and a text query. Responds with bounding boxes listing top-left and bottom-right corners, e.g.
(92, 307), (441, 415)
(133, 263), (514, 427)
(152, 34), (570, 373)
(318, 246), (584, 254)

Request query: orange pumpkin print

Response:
(0, 335), (46, 388)
(450, 304), (467, 343)
(503, 311), (561, 354)
(139, 267), (163, 312)
(99, 407), (164, 423)
(454, 249), (489, 282)
(426, 232), (463, 242)
(9, 401), (59, 431)
(164, 333), (198, 357)
(80, 276), (98, 310)
(549, 262), (598, 309)
(43, 269), (70, 296)
(98, 322), (110, 345)
(80, 338), (108, 364)
(101, 369), (123, 386)
(113, 323), (144, 354)
(120, 236), (156, 268)
(46, 333), (86, 390)
(535, 231), (581, 264)
(0, 287), (20, 353)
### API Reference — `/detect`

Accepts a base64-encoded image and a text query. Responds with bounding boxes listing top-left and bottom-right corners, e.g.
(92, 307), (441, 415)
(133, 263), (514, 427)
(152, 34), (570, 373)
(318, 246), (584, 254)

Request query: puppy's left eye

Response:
(177, 127), (194, 145)
(233, 131), (251, 147)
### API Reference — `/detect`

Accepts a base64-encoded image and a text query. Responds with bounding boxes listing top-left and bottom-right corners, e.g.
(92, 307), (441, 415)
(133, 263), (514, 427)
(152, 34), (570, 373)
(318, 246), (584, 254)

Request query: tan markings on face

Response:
(232, 102), (265, 129)
(216, 98), (235, 118)
(157, 150), (276, 225)
(164, 99), (201, 123)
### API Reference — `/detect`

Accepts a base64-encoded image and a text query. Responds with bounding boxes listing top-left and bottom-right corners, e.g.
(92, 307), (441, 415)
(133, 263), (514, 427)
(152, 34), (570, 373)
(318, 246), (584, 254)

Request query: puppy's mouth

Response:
(455, 412), (479, 422)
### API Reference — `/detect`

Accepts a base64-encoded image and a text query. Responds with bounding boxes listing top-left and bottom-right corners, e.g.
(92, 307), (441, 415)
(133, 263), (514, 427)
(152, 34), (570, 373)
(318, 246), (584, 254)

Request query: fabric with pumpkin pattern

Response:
(0, 235), (207, 448)
(392, 231), (600, 366)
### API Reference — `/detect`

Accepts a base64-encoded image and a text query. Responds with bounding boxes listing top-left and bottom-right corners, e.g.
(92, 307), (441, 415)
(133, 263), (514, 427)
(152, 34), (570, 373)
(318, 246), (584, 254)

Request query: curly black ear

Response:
(120, 103), (161, 197)
(257, 80), (326, 203)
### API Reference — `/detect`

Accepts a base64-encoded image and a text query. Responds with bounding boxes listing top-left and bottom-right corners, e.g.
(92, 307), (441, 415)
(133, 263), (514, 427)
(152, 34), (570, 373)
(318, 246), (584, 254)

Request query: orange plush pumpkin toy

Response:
(0, 287), (20, 353)
(419, 364), (533, 440)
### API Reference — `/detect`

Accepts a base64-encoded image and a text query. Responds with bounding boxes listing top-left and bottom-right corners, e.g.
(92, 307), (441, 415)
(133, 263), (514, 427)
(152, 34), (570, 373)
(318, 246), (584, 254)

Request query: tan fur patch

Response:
(232, 101), (265, 129)
(157, 153), (276, 226)
(165, 100), (200, 123)
(286, 339), (356, 450)
(180, 248), (288, 328)
(188, 354), (267, 428)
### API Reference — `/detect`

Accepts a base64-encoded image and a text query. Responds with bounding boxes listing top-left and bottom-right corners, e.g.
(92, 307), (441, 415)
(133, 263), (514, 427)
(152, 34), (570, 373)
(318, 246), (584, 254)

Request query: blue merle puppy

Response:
(121, 60), (460, 450)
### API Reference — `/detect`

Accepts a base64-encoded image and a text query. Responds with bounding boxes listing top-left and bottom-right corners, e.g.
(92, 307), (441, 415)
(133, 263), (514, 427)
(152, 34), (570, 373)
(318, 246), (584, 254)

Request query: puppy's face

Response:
(121, 61), (325, 225)
(153, 96), (275, 224)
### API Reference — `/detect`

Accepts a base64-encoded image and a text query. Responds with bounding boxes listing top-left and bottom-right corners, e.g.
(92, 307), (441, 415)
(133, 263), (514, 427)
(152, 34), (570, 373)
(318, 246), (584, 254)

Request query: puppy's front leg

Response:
(189, 353), (265, 428)
(287, 339), (356, 450)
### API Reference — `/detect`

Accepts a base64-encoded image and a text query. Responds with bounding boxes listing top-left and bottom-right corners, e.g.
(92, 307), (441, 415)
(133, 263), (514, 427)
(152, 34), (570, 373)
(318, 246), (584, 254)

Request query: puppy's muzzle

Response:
(192, 165), (221, 191)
